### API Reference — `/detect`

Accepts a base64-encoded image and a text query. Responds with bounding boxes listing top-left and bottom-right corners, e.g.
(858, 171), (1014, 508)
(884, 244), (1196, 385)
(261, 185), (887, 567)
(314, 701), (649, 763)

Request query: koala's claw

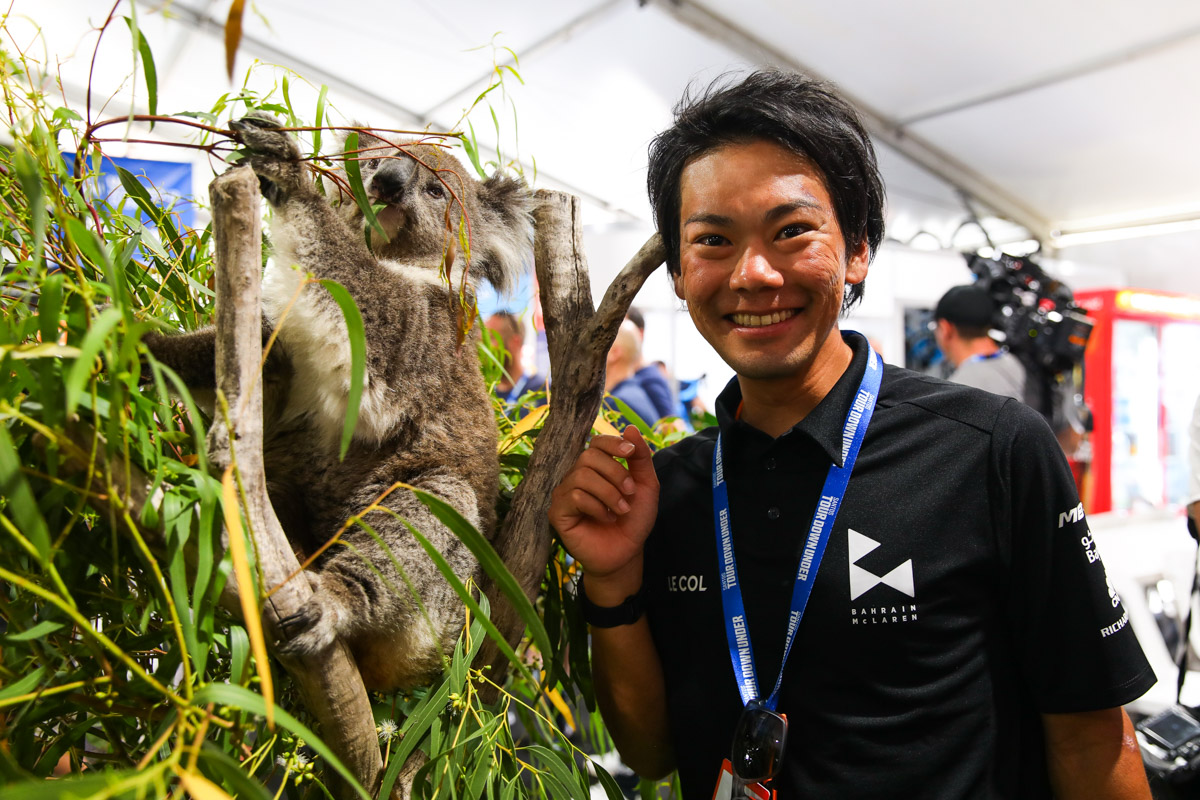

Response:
(275, 597), (339, 657)
(229, 114), (303, 205)
(229, 113), (297, 158)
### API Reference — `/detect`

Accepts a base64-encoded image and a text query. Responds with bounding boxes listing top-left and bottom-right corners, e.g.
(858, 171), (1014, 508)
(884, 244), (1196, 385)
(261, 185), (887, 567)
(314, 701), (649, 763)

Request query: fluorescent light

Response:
(1052, 217), (1200, 248)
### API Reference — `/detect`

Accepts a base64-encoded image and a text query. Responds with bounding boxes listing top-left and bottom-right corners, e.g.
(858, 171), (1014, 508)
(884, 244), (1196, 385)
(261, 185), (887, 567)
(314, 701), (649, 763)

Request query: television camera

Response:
(963, 252), (1094, 432)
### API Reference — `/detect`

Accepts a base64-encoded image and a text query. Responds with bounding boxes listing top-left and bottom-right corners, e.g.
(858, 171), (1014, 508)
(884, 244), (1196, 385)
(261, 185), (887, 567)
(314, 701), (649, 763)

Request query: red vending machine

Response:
(1075, 289), (1200, 513)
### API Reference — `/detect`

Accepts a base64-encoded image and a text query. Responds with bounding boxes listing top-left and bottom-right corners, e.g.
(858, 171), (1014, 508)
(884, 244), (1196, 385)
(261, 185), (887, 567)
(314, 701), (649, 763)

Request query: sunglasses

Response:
(731, 701), (788, 783)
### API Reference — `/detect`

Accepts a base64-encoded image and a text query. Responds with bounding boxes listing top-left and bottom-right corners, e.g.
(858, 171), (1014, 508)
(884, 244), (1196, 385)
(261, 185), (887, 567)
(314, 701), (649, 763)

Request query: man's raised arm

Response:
(548, 426), (674, 779)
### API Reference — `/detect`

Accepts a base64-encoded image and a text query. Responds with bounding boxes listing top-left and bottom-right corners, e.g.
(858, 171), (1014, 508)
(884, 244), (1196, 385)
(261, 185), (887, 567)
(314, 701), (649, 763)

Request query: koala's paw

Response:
(229, 114), (303, 205)
(275, 594), (341, 657)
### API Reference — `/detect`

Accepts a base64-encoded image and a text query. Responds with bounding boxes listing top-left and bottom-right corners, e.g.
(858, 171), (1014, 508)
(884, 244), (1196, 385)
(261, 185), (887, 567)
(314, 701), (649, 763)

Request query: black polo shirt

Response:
(643, 332), (1154, 799)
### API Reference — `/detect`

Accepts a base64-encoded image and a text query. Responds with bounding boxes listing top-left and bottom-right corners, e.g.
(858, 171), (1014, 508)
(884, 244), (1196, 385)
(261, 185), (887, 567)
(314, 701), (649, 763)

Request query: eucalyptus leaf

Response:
(343, 132), (387, 245)
(0, 667), (47, 701)
(64, 306), (122, 416)
(0, 425), (51, 560)
(12, 148), (44, 264)
(124, 17), (158, 120)
(317, 278), (364, 459)
(193, 683), (371, 800)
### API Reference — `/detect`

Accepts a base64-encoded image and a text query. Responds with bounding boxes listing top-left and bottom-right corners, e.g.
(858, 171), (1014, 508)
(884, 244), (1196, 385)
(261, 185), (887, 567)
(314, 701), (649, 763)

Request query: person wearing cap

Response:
(932, 284), (1026, 402)
(549, 70), (1152, 800)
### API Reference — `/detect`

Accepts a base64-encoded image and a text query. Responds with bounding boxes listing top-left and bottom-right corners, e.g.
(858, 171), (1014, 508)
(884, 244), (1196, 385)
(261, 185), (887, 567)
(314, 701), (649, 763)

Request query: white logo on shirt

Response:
(848, 529), (915, 602)
(667, 574), (708, 592)
(1058, 502), (1085, 528)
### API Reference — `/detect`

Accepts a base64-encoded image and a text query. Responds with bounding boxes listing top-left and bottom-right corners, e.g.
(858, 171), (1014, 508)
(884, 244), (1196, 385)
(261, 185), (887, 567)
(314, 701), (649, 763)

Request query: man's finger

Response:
(621, 426), (659, 487)
(567, 466), (633, 516)
(587, 433), (637, 458)
(577, 447), (638, 495)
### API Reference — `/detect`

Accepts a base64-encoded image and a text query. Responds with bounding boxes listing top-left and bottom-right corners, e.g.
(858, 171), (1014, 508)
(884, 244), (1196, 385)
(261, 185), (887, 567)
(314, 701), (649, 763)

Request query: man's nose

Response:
(730, 246), (785, 290)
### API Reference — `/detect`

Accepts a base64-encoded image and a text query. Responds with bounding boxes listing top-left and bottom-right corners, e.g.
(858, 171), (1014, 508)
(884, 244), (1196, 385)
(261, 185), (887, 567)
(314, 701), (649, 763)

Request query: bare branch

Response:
(206, 166), (385, 800)
(479, 189), (665, 685)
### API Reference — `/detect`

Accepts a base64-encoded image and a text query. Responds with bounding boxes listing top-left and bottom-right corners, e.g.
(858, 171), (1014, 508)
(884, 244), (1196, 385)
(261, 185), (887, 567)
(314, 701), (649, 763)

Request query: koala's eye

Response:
(425, 183), (446, 199)
(366, 158), (380, 170)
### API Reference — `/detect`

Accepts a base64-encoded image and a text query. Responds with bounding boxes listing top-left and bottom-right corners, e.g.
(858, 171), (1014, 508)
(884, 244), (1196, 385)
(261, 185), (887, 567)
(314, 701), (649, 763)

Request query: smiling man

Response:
(549, 71), (1154, 799)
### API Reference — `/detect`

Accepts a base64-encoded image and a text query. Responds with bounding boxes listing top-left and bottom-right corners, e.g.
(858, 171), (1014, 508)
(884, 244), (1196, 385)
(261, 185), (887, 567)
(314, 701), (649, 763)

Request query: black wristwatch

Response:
(577, 574), (646, 628)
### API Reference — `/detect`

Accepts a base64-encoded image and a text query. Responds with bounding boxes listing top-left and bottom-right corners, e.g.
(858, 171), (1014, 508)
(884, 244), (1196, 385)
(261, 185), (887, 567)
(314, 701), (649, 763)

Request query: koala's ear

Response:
(479, 174), (533, 227)
(474, 173), (535, 295)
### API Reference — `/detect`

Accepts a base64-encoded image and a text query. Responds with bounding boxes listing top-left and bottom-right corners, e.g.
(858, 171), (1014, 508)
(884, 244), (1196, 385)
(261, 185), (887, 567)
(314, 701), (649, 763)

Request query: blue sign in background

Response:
(64, 153), (196, 229)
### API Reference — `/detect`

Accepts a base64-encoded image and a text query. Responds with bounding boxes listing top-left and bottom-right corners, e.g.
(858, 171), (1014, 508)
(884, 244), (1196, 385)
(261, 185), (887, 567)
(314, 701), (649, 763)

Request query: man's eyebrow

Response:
(683, 200), (823, 228)
(682, 212), (733, 228)
(764, 199), (821, 223)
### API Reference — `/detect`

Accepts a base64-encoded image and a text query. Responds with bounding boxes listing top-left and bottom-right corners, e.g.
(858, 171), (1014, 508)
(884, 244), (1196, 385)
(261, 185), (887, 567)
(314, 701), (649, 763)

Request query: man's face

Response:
(673, 139), (868, 384)
(485, 317), (518, 371)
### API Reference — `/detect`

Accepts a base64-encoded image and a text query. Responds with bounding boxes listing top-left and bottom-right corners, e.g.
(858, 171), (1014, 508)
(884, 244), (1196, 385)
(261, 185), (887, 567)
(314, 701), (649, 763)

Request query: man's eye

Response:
(425, 183), (446, 199)
(778, 224), (811, 239)
(695, 234), (728, 247)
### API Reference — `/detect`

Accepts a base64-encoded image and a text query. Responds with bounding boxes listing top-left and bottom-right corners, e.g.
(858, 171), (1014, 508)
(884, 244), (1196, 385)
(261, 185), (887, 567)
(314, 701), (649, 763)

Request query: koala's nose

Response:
(368, 158), (417, 204)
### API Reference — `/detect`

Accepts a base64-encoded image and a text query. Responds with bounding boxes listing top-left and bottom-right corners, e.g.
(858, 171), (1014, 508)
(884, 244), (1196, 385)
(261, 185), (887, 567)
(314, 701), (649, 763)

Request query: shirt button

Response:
(764, 458), (776, 471)
(766, 507), (780, 520)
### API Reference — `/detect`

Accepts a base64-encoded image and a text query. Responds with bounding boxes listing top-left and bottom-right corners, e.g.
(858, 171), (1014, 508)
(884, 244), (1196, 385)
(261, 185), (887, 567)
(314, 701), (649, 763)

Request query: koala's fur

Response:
(146, 116), (533, 690)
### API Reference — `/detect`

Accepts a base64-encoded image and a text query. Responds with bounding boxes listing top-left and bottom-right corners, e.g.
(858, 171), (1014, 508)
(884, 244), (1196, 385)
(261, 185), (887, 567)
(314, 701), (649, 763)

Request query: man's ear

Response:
(672, 270), (686, 301)
(845, 240), (870, 285)
(935, 318), (954, 345)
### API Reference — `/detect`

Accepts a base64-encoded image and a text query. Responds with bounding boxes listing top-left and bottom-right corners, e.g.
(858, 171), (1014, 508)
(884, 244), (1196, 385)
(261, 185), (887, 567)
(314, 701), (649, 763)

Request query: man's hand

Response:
(550, 425), (674, 778)
(549, 426), (660, 596)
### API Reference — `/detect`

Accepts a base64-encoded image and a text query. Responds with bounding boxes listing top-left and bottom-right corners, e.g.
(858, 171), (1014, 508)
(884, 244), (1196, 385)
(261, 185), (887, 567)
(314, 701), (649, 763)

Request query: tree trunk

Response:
(206, 166), (384, 800)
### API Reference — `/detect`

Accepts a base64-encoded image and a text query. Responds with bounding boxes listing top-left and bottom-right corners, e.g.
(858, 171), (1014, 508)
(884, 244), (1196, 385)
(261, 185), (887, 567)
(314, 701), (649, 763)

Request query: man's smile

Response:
(729, 309), (799, 328)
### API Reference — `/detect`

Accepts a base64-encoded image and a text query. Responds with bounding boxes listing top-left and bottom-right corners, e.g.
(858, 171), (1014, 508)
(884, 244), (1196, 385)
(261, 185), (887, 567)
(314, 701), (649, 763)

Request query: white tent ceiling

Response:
(33, 0), (1200, 293)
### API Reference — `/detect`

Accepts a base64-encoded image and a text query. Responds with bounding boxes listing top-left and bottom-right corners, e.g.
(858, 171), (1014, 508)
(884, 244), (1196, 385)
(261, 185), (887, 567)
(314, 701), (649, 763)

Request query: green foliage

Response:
(0, 14), (662, 800)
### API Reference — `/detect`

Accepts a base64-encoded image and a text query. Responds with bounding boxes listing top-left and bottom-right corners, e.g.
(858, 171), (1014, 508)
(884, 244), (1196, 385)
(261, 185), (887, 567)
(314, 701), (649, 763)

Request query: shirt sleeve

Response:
(991, 399), (1155, 713)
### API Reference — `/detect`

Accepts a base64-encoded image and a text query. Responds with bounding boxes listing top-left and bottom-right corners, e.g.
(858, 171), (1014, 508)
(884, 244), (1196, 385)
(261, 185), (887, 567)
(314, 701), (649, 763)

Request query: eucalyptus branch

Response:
(477, 189), (665, 691)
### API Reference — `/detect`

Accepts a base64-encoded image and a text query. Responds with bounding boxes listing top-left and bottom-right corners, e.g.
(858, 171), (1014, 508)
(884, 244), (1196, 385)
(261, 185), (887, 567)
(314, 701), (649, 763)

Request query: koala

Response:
(146, 115), (533, 690)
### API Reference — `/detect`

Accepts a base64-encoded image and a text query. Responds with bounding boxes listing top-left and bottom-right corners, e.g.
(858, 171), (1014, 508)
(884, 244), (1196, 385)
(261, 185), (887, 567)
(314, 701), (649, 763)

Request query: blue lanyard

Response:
(713, 343), (881, 711)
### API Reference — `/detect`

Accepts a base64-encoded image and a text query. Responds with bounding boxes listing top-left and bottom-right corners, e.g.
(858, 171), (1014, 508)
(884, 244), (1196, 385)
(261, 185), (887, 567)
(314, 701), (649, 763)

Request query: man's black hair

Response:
(647, 70), (886, 311)
(934, 284), (995, 339)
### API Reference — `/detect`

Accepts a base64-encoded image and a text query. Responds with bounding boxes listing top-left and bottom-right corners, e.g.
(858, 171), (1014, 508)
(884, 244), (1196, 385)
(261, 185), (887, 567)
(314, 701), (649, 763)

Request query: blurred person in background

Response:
(932, 284), (1025, 402)
(486, 311), (547, 410)
(626, 307), (678, 423)
(604, 319), (660, 429)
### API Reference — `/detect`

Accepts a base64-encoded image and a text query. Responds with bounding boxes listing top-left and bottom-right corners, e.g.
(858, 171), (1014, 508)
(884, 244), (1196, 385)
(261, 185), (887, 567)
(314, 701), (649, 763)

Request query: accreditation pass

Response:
(712, 759), (774, 800)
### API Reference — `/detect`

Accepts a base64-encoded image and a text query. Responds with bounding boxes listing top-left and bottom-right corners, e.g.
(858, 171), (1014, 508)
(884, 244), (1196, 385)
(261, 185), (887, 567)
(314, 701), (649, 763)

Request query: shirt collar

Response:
(714, 331), (871, 467)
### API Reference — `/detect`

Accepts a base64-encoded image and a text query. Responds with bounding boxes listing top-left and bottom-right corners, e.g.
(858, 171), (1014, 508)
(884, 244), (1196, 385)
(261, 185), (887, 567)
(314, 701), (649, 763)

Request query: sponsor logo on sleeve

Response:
(1058, 501), (1086, 528)
(1070, 516), (1130, 638)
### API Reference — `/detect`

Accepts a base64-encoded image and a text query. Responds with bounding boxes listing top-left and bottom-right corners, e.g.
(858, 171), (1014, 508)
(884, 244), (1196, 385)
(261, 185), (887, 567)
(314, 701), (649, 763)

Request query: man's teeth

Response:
(731, 310), (797, 327)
